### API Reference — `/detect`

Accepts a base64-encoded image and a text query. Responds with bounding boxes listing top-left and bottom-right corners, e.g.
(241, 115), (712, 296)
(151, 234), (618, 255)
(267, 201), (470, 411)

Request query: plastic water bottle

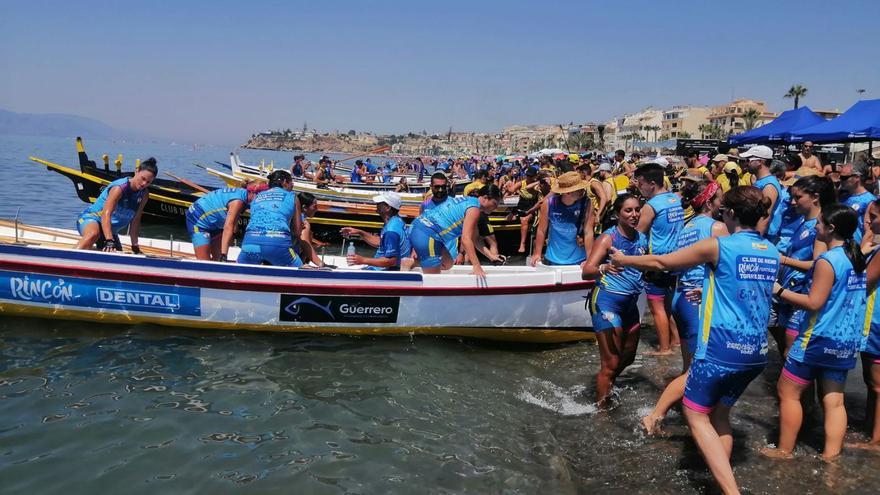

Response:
(347, 242), (356, 257)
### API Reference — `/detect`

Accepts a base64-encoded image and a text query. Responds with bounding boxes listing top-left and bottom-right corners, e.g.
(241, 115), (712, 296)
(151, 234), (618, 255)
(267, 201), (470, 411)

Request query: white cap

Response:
(597, 163), (612, 172)
(372, 191), (402, 210)
(653, 156), (670, 168)
(740, 145), (773, 160)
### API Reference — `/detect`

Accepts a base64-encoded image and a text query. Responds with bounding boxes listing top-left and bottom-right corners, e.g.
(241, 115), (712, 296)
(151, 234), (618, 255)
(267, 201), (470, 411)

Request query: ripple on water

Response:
(516, 377), (598, 416)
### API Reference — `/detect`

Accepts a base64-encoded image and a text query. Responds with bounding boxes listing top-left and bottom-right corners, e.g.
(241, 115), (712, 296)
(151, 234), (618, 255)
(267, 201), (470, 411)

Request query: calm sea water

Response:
(1, 135), (878, 494)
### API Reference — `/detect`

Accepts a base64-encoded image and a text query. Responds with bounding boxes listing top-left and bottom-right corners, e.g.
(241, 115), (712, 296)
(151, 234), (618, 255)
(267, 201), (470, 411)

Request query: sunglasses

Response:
(838, 175), (853, 181)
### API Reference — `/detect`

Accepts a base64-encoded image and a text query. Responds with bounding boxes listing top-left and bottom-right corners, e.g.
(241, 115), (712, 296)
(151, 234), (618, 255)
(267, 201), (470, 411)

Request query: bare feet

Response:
(845, 441), (880, 452)
(820, 452), (841, 463)
(645, 348), (675, 356)
(517, 245), (526, 253)
(760, 447), (794, 459)
(641, 414), (664, 436)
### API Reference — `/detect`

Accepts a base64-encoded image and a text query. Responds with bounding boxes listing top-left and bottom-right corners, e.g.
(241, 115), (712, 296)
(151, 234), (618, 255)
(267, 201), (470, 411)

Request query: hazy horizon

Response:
(2, 1), (877, 145)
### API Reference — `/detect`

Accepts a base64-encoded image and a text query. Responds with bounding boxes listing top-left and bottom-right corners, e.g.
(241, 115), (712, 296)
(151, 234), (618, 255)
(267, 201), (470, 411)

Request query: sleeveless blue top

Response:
(676, 215), (717, 287)
(416, 196), (479, 244)
(421, 196), (448, 214)
(597, 226), (646, 295)
(367, 215), (412, 270)
(695, 231), (780, 367)
(646, 192), (684, 255)
(80, 177), (148, 234)
(790, 246), (867, 370)
(350, 167), (363, 184)
(243, 187), (297, 244)
(779, 216), (817, 290)
(753, 175), (785, 240)
(545, 195), (589, 265)
(187, 188), (248, 231)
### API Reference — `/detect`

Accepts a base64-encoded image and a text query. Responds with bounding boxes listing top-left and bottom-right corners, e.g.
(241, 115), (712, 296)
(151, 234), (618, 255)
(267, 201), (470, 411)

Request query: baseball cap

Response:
(711, 154), (728, 163)
(597, 163), (612, 172)
(372, 191), (402, 210)
(722, 162), (741, 174)
(740, 145), (773, 160)
(653, 156), (670, 168)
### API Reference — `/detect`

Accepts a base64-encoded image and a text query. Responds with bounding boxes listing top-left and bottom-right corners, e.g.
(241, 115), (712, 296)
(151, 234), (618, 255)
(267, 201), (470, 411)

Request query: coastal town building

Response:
(661, 106), (712, 139)
(708, 99), (777, 135)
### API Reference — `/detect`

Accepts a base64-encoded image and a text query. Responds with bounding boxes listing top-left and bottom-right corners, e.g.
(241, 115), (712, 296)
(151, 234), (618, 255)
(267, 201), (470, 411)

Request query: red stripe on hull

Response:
(0, 260), (594, 296)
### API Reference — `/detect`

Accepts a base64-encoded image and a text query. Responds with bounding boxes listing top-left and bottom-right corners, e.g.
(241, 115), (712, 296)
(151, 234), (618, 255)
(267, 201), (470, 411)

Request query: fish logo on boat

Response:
(284, 297), (335, 319)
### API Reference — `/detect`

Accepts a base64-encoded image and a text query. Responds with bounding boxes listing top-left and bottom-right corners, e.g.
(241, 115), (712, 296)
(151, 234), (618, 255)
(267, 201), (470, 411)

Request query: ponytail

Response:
(844, 238), (866, 274)
(821, 204), (865, 273)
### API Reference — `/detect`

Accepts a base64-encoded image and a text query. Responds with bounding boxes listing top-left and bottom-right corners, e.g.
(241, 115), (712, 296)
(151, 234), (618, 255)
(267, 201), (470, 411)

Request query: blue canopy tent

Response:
(789, 99), (880, 143)
(728, 106), (825, 145)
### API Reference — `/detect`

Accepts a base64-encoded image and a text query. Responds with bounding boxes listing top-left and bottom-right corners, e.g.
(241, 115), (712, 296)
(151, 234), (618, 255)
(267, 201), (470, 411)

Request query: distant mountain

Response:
(0, 109), (151, 140)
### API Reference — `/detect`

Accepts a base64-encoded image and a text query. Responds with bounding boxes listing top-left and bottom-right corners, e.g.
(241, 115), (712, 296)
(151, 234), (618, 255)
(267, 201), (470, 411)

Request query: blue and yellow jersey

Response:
(420, 196), (448, 214)
(243, 187), (297, 243)
(545, 195), (589, 265)
(676, 215), (717, 287)
(79, 177), (147, 234)
(695, 231), (780, 367)
(598, 226), (646, 295)
(789, 246), (867, 370)
(753, 175), (785, 239)
(186, 188), (248, 232)
(416, 196), (479, 244)
(843, 191), (876, 244)
(367, 215), (412, 270)
(646, 191), (684, 255)
(779, 217), (817, 290)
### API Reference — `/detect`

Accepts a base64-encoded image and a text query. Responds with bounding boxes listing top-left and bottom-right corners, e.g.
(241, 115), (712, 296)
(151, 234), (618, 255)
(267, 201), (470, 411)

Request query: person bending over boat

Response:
(762, 205), (866, 462)
(531, 172), (592, 266)
(341, 192), (412, 271)
(581, 194), (647, 407)
(641, 180), (728, 435)
(611, 186), (779, 495)
(410, 185), (502, 278)
(186, 182), (268, 261)
(237, 170), (304, 267)
(75, 158), (157, 253)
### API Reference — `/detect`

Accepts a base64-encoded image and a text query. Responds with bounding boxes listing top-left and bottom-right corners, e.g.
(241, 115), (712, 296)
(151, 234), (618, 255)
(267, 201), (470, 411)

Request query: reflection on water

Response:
(0, 316), (877, 494)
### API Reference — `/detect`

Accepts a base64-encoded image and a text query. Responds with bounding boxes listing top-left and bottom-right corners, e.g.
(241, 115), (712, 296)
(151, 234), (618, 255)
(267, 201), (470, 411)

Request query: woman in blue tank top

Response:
(186, 182), (267, 261)
(532, 172), (592, 266)
(237, 170), (304, 267)
(763, 205), (866, 461)
(642, 180), (728, 435)
(75, 158), (157, 253)
(771, 176), (835, 355)
(581, 194), (646, 407)
(612, 186), (779, 494)
(855, 198), (880, 451)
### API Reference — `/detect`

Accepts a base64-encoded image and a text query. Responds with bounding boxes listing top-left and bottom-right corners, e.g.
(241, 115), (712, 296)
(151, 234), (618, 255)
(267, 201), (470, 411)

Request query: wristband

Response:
(775, 286), (786, 297)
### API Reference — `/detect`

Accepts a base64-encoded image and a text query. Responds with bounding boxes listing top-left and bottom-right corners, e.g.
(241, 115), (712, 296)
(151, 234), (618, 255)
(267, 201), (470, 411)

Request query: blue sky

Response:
(1, 0), (877, 145)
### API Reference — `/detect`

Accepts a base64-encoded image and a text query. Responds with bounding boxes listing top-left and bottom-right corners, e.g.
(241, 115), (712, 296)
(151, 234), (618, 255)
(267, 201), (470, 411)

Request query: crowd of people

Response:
(72, 143), (880, 494)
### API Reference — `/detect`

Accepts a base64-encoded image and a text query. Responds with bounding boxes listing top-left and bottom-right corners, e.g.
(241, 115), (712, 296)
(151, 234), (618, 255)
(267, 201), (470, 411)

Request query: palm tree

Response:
(743, 108), (761, 131)
(784, 84), (808, 109)
(677, 131), (692, 139)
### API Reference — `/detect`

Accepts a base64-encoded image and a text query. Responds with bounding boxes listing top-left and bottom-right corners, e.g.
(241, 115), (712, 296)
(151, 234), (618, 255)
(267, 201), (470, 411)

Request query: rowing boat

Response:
(0, 220), (607, 343)
(31, 138), (522, 244)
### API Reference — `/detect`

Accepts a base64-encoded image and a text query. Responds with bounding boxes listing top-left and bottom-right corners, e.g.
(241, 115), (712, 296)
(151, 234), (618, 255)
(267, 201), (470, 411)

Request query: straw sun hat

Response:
(551, 171), (589, 194)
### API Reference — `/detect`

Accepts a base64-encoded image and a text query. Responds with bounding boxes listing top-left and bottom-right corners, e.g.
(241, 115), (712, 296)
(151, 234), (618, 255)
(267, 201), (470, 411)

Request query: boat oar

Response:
(334, 146), (392, 164)
(166, 171), (210, 194)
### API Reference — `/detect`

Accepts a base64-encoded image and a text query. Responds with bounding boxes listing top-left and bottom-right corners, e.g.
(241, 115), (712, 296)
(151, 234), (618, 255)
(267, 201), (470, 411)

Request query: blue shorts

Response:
(644, 271), (674, 300)
(683, 359), (764, 413)
(589, 288), (640, 333)
(784, 309), (807, 338)
(186, 214), (221, 248)
(672, 287), (700, 353)
(76, 215), (121, 249)
(237, 242), (303, 267)
(410, 222), (447, 269)
(782, 356), (848, 385)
